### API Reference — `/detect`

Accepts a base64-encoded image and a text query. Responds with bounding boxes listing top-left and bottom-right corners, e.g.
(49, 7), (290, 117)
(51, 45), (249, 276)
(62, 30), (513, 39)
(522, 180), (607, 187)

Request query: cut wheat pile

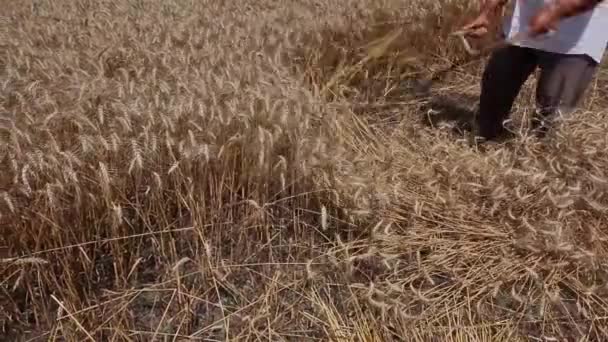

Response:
(3, 0), (608, 341)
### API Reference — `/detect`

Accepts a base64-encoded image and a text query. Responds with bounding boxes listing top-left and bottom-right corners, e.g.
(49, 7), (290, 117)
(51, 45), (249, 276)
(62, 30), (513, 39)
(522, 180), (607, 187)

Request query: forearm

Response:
(552, 0), (604, 19)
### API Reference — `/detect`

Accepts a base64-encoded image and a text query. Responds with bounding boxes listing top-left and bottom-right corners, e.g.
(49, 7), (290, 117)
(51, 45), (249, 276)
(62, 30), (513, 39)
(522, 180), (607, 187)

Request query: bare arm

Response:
(529, 0), (604, 36)
(460, 0), (511, 37)
(554, 0), (604, 18)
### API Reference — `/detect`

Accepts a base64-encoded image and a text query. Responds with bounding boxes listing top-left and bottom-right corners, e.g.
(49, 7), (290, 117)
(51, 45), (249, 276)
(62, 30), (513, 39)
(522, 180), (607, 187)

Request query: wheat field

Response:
(3, 0), (608, 341)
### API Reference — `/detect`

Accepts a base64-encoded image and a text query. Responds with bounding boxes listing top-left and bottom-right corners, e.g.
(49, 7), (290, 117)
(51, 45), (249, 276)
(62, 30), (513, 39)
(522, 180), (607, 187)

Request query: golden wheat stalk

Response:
(320, 28), (402, 96)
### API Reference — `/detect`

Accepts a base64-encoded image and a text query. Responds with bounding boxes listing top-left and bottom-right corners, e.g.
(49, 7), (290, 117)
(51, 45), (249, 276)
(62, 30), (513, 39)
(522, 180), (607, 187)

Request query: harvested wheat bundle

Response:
(322, 25), (528, 98)
(413, 29), (531, 94)
(321, 27), (403, 96)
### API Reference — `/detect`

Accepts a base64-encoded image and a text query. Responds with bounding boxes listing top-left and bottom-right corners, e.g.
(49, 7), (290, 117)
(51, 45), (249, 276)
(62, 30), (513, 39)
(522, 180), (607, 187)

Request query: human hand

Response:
(528, 4), (560, 36)
(529, 0), (602, 37)
(461, 13), (491, 37)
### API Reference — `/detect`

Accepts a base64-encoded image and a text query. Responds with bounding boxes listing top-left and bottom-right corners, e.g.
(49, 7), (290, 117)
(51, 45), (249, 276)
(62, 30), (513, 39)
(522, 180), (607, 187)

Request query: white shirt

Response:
(503, 0), (608, 63)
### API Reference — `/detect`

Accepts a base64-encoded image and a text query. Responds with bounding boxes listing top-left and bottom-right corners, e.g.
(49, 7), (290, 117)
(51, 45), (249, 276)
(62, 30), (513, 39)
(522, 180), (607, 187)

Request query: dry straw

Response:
(2, 0), (608, 341)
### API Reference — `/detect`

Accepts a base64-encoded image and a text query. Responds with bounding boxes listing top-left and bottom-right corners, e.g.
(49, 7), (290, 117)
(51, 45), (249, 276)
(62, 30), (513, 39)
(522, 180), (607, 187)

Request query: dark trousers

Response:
(477, 44), (598, 140)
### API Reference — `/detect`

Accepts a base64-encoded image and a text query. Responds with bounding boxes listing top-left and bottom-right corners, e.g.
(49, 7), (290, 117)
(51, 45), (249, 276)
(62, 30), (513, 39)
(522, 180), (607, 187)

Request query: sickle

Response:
(449, 29), (530, 56)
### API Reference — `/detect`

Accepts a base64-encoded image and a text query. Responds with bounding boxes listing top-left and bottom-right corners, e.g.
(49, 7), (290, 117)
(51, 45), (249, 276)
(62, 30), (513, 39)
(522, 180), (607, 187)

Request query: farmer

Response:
(461, 0), (608, 143)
